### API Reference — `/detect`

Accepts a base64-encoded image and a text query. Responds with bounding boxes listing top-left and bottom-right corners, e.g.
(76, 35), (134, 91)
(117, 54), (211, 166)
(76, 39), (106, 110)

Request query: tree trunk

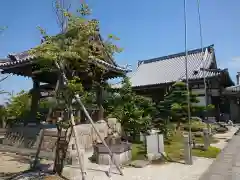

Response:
(54, 127), (63, 175)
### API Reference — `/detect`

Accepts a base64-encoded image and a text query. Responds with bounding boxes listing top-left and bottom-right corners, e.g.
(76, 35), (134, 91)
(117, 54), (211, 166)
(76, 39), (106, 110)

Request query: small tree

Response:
(105, 77), (155, 141)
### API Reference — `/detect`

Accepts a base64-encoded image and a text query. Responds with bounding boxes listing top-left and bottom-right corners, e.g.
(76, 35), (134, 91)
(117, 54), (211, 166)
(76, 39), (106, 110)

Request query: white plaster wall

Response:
(230, 99), (239, 122)
(192, 89), (205, 95)
(196, 96), (206, 106)
(192, 88), (212, 106)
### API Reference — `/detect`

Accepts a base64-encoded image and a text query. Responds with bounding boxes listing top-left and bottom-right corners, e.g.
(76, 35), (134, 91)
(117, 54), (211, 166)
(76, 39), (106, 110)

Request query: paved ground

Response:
(199, 130), (240, 180)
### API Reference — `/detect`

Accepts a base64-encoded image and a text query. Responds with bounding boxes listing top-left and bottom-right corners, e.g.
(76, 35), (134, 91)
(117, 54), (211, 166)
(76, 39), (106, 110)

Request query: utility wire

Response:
(184, 0), (193, 165)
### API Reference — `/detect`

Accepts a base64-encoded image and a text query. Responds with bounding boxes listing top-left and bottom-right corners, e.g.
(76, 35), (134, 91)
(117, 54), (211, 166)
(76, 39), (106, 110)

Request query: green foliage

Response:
(29, 1), (124, 129)
(165, 131), (220, 160)
(192, 146), (221, 158)
(31, 1), (122, 81)
(206, 104), (215, 111)
(183, 120), (206, 132)
(80, 90), (97, 109)
(105, 77), (155, 139)
(5, 91), (31, 124)
(156, 81), (203, 126)
(3, 90), (55, 125)
(0, 105), (7, 127)
(131, 143), (146, 160)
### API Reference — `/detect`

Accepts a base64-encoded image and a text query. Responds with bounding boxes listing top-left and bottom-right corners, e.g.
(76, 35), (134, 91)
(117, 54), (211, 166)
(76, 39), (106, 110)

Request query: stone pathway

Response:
(199, 131), (240, 180)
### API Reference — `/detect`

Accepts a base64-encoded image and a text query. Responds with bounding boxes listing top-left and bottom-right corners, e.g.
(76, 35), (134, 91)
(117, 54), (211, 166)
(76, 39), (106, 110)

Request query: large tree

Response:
(30, 1), (125, 176)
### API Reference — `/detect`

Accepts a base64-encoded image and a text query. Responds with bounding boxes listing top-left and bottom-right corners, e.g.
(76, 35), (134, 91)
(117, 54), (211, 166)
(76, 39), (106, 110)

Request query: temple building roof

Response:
(0, 49), (131, 85)
(0, 29), (131, 85)
(0, 50), (129, 73)
(129, 44), (231, 88)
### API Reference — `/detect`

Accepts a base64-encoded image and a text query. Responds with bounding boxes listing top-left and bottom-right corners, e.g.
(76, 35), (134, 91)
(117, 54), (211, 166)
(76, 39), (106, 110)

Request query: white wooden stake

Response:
(70, 110), (87, 180)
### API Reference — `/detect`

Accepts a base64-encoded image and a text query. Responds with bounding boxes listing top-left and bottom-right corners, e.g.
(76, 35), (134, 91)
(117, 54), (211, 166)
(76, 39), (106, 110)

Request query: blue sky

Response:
(0, 0), (239, 102)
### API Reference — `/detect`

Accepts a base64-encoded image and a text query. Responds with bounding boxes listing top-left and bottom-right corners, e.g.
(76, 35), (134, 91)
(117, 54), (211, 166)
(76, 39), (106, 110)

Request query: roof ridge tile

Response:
(138, 44), (214, 65)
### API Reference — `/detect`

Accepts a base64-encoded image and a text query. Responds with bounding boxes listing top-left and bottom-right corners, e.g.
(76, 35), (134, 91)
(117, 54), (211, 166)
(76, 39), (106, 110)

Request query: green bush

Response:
(193, 132), (203, 137)
(184, 126), (201, 132)
(183, 120), (207, 132)
(192, 146), (221, 158)
(131, 143), (146, 160)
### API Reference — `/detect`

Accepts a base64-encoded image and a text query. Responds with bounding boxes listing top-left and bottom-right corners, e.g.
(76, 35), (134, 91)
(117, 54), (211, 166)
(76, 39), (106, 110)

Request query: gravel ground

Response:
(64, 157), (214, 180)
(0, 153), (31, 174)
(0, 152), (53, 180)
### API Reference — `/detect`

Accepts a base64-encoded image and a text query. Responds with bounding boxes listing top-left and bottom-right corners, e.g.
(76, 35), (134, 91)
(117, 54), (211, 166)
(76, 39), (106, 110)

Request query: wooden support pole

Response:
(69, 108), (87, 180)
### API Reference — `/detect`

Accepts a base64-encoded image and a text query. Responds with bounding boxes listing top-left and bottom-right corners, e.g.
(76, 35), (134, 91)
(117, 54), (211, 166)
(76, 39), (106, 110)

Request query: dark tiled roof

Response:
(130, 45), (219, 87)
(0, 51), (130, 73)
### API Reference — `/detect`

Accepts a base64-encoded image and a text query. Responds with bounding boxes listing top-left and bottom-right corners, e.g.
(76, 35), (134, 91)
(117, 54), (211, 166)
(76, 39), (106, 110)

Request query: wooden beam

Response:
(28, 79), (40, 125)
(32, 69), (58, 75)
(97, 84), (104, 120)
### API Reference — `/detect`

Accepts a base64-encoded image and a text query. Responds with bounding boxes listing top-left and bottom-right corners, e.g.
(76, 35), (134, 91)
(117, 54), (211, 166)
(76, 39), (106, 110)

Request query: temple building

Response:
(223, 72), (240, 123)
(128, 45), (234, 120)
(0, 34), (130, 124)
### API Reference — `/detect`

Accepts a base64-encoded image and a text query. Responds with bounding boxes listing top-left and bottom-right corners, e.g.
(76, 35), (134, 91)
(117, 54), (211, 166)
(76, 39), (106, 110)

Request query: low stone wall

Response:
(1, 126), (41, 149)
(0, 122), (109, 152)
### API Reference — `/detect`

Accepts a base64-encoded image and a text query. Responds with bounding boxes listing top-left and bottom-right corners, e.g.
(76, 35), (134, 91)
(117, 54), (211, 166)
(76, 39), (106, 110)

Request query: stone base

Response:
(147, 153), (162, 161)
(94, 142), (132, 165)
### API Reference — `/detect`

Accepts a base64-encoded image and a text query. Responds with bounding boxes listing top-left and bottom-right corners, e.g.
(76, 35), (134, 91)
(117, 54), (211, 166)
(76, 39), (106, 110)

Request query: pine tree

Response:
(105, 77), (155, 141)
(155, 81), (201, 129)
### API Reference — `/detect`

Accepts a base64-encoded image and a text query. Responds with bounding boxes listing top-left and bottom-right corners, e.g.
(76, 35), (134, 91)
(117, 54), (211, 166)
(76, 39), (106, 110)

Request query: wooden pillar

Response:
(97, 82), (104, 121)
(29, 79), (40, 124)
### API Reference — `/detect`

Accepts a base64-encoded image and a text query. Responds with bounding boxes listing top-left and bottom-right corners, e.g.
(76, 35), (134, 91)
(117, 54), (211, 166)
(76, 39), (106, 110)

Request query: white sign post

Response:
(146, 133), (164, 161)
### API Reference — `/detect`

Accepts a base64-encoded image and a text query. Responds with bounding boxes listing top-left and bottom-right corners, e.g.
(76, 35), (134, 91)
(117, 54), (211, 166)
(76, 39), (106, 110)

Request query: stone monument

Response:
(146, 133), (164, 161)
(93, 118), (132, 165)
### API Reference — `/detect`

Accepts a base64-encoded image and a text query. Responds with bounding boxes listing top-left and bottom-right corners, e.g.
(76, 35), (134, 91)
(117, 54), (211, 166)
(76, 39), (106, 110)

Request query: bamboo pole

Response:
(69, 107), (87, 180)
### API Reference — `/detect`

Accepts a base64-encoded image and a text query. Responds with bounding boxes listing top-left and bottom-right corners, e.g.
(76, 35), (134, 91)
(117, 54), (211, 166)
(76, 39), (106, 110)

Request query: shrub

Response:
(183, 120), (207, 132)
(192, 146), (221, 158)
(193, 132), (203, 137)
(184, 126), (201, 132)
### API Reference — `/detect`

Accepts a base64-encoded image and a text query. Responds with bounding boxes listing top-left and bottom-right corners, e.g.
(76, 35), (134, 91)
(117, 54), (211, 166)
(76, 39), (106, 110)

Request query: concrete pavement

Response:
(199, 131), (240, 180)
